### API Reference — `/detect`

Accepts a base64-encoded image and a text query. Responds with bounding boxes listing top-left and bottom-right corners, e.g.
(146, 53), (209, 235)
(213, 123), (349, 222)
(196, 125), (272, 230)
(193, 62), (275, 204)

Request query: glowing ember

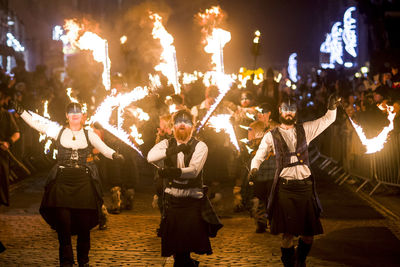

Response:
(150, 13), (181, 94)
(169, 104), (177, 114)
(43, 100), (50, 119)
(349, 106), (396, 154)
(208, 114), (240, 151)
(129, 125), (144, 145)
(90, 87), (150, 156)
(240, 138), (249, 144)
(149, 73), (162, 89)
(66, 88), (79, 103)
(63, 20), (111, 91)
(245, 144), (254, 154)
(246, 112), (256, 121)
(120, 35), (127, 44)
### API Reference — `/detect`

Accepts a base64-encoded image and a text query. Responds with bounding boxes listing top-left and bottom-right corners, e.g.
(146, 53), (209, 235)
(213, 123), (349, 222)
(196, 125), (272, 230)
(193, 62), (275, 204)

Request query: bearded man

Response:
(250, 94), (340, 267)
(147, 109), (222, 267)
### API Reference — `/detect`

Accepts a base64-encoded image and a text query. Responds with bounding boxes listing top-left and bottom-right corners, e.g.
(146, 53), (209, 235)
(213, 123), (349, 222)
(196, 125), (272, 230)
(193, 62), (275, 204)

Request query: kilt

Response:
(40, 167), (99, 234)
(160, 194), (212, 257)
(270, 178), (323, 236)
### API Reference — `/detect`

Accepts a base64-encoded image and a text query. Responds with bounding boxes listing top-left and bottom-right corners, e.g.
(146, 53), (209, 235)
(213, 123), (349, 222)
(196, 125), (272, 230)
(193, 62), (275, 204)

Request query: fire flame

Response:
(90, 87), (150, 156)
(208, 114), (240, 151)
(150, 13), (181, 94)
(63, 20), (111, 91)
(66, 88), (79, 103)
(129, 125), (144, 145)
(349, 106), (396, 154)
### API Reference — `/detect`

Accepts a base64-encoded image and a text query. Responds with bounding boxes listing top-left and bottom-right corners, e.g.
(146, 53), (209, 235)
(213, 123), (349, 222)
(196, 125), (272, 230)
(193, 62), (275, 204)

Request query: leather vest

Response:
(164, 137), (203, 189)
(56, 127), (94, 168)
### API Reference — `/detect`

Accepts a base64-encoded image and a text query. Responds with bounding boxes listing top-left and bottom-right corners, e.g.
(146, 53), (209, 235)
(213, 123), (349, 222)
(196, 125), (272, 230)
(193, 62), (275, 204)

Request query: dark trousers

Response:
(55, 208), (93, 266)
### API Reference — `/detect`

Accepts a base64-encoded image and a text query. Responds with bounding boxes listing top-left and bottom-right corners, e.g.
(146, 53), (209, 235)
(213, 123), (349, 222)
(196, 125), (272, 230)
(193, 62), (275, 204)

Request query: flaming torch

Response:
(196, 6), (234, 132)
(150, 13), (181, 94)
(90, 87), (150, 156)
(63, 19), (111, 91)
(348, 106), (396, 154)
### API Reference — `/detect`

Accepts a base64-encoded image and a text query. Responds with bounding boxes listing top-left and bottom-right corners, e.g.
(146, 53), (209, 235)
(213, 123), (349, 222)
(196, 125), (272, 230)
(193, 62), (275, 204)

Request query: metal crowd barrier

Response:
(314, 123), (400, 196)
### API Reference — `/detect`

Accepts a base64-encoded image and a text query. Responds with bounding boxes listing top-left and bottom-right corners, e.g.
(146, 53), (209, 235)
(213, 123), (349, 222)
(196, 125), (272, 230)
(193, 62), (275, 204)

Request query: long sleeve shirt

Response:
(21, 111), (115, 159)
(251, 109), (336, 180)
(147, 138), (208, 198)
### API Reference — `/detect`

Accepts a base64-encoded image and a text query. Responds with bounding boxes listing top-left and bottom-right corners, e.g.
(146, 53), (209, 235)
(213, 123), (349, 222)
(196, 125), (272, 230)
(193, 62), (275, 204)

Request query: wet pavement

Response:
(1, 165), (400, 266)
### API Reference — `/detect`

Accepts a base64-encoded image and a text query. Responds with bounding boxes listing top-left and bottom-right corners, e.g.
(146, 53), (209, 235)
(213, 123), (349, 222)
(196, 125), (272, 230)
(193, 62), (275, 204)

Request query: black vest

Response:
(164, 137), (203, 189)
(56, 127), (94, 167)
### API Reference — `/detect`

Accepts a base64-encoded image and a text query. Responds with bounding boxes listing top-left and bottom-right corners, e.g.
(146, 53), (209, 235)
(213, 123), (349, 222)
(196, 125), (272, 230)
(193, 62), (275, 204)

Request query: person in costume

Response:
(0, 89), (20, 253)
(13, 101), (124, 267)
(147, 109), (222, 267)
(250, 94), (340, 267)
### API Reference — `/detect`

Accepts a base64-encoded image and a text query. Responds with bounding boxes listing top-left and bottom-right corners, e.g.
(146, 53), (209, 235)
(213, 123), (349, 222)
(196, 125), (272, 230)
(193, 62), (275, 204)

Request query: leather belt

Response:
(279, 177), (312, 185)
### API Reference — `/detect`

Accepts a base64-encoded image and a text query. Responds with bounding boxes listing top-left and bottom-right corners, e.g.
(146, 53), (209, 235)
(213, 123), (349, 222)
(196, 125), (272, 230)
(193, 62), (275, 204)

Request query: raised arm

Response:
(20, 110), (61, 140)
(303, 93), (340, 143)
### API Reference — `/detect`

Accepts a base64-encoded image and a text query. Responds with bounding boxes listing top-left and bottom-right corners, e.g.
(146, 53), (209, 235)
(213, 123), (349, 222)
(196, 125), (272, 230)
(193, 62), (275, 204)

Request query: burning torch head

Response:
(279, 97), (297, 125)
(172, 109), (194, 142)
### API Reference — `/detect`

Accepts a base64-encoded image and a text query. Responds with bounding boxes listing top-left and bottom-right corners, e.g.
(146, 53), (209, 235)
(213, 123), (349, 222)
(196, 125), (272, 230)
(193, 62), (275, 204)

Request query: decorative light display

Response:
(320, 6), (357, 69)
(6, 33), (25, 52)
(288, 53), (298, 83)
(343, 7), (357, 58)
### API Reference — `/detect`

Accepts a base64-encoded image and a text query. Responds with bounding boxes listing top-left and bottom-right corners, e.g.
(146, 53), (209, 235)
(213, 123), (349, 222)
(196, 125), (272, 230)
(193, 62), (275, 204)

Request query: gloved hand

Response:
(112, 152), (125, 163)
(10, 101), (24, 115)
(327, 93), (342, 110)
(158, 167), (182, 179)
(166, 144), (190, 157)
(248, 168), (258, 185)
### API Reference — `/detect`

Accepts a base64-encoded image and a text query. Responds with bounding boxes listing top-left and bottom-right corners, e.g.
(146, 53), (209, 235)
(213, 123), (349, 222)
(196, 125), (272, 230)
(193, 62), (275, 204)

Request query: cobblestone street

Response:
(1, 168), (400, 266)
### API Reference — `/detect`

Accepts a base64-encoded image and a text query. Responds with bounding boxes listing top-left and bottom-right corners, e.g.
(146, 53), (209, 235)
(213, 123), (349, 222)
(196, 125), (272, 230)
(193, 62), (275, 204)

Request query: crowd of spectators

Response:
(1, 57), (400, 198)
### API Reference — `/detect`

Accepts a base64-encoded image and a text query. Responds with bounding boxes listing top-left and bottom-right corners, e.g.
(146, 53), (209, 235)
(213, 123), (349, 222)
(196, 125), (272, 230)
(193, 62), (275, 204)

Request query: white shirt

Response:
(21, 111), (115, 159)
(251, 109), (336, 180)
(147, 138), (208, 198)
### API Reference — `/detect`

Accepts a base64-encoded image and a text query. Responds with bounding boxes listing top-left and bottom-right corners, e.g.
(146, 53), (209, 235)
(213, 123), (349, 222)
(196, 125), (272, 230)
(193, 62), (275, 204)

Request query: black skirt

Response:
(160, 194), (212, 257)
(270, 180), (323, 236)
(40, 167), (99, 234)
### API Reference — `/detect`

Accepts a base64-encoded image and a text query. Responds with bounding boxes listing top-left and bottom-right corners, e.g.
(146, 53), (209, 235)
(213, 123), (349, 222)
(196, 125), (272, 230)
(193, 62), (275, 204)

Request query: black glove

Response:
(166, 144), (190, 157)
(112, 152), (125, 163)
(10, 101), (24, 115)
(158, 167), (182, 179)
(248, 168), (258, 185)
(327, 93), (341, 110)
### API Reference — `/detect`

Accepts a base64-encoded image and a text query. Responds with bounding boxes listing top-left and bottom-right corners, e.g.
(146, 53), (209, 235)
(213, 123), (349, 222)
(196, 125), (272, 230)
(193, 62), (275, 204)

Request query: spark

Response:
(208, 114), (240, 151)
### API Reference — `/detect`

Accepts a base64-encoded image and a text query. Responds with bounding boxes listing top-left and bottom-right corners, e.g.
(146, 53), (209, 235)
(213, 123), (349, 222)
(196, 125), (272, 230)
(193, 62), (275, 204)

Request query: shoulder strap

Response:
(84, 129), (93, 149)
(56, 126), (66, 143)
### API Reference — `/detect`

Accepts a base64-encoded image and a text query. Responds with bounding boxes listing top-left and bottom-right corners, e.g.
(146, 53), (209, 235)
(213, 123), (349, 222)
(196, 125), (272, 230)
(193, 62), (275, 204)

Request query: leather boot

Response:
(124, 188), (135, 210)
(0, 241), (5, 253)
(281, 246), (295, 267)
(99, 204), (108, 230)
(59, 244), (74, 266)
(295, 238), (312, 267)
(109, 186), (121, 214)
(77, 241), (90, 266)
